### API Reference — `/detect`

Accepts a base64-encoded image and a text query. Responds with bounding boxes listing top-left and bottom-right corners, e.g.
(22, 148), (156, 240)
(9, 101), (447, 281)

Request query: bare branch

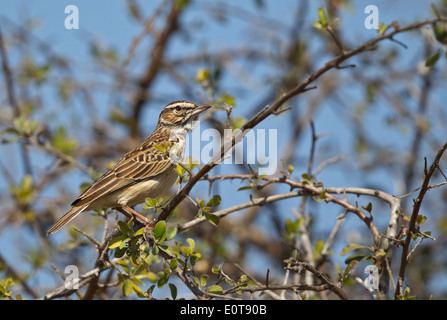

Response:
(395, 142), (447, 299)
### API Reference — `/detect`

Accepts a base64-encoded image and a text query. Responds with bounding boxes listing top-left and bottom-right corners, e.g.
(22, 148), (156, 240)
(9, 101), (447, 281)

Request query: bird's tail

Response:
(46, 205), (88, 236)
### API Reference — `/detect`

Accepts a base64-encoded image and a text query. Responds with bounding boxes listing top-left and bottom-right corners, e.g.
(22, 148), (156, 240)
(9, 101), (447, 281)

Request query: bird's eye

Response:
(175, 106), (182, 112)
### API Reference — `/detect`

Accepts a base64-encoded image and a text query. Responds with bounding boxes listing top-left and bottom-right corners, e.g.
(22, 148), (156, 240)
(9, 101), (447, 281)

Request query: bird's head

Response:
(158, 100), (210, 131)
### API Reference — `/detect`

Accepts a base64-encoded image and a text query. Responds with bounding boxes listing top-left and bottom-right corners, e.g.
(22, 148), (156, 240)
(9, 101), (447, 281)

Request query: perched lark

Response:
(47, 100), (210, 235)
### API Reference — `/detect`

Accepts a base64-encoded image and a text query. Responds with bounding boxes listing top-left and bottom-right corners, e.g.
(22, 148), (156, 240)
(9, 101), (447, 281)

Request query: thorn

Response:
(265, 268), (270, 287)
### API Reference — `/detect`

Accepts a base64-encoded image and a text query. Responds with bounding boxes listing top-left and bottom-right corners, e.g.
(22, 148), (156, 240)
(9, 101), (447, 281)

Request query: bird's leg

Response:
(116, 207), (132, 219)
(118, 205), (152, 225)
(116, 206), (156, 243)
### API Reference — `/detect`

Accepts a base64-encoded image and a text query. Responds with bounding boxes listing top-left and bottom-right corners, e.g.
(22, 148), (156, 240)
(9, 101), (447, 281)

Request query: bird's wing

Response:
(71, 138), (174, 207)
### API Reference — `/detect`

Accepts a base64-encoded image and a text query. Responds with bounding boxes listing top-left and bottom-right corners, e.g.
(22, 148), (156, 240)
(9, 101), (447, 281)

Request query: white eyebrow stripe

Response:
(165, 101), (197, 110)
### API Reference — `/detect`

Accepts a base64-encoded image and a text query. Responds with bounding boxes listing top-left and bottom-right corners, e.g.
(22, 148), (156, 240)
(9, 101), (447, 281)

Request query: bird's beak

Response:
(194, 104), (211, 115)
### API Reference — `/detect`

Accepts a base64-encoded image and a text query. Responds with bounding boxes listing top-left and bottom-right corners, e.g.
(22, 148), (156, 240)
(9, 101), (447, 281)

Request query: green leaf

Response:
(122, 279), (133, 297)
(312, 194), (324, 202)
(169, 283), (178, 300)
(313, 20), (324, 29)
(212, 265), (222, 274)
(378, 22), (389, 35)
(317, 7), (328, 26)
(238, 274), (248, 284)
(287, 164), (294, 174)
(362, 202), (373, 213)
(114, 246), (127, 258)
(171, 246), (181, 258)
(411, 232), (418, 241)
(153, 142), (169, 153)
(192, 276), (200, 288)
(196, 198), (205, 208)
(190, 254), (201, 266)
(51, 126), (78, 155)
(231, 116), (246, 129)
(175, 0), (190, 10)
(206, 285), (223, 294)
(434, 22), (447, 44)
(285, 218), (303, 233)
(224, 277), (235, 286)
(134, 227), (144, 236)
(144, 197), (163, 209)
(119, 237), (130, 250)
(175, 163), (186, 177)
(340, 243), (372, 256)
(206, 195), (221, 207)
(344, 253), (369, 264)
(3, 127), (20, 135)
(200, 275), (209, 287)
(237, 186), (253, 191)
(186, 238), (195, 251)
(10, 174), (35, 205)
(179, 243), (191, 256)
(416, 215), (427, 225)
(118, 221), (132, 235)
(425, 49), (441, 67)
(158, 244), (173, 256)
(218, 93), (236, 107)
(132, 284), (144, 298)
(205, 213), (220, 226)
(196, 68), (210, 82)
(165, 227), (177, 241)
(5, 278), (14, 290)
(147, 272), (158, 283)
(169, 259), (178, 270)
(12, 116), (40, 136)
(421, 231), (432, 239)
(301, 173), (311, 181)
(153, 221), (167, 240)
(375, 249), (386, 257)
(108, 235), (128, 249)
(157, 271), (169, 288)
(342, 260), (358, 281)
(315, 239), (324, 254)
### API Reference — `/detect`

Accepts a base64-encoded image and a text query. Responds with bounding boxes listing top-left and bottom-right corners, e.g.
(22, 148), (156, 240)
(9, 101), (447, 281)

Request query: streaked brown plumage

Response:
(47, 101), (210, 235)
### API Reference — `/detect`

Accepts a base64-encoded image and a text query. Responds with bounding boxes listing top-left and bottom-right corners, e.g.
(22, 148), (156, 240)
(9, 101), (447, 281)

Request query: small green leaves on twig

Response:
(3, 116), (40, 141)
(9, 174), (35, 206)
(196, 195), (221, 226)
(340, 243), (374, 265)
(425, 49), (441, 67)
(195, 67), (210, 83)
(313, 7), (329, 29)
(433, 22), (447, 45)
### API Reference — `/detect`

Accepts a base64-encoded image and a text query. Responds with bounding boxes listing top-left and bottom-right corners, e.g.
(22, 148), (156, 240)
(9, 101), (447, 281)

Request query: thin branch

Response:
(320, 211), (347, 258)
(0, 26), (32, 175)
(399, 181), (447, 199)
(27, 135), (90, 173)
(173, 267), (207, 300)
(121, 0), (170, 68)
(395, 142), (447, 299)
(177, 190), (307, 232)
(233, 263), (283, 300)
(286, 261), (349, 300)
(201, 174), (396, 241)
(43, 258), (120, 300)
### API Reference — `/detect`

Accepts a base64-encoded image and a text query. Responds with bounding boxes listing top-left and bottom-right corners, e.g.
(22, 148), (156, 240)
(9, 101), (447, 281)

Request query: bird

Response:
(46, 100), (210, 235)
